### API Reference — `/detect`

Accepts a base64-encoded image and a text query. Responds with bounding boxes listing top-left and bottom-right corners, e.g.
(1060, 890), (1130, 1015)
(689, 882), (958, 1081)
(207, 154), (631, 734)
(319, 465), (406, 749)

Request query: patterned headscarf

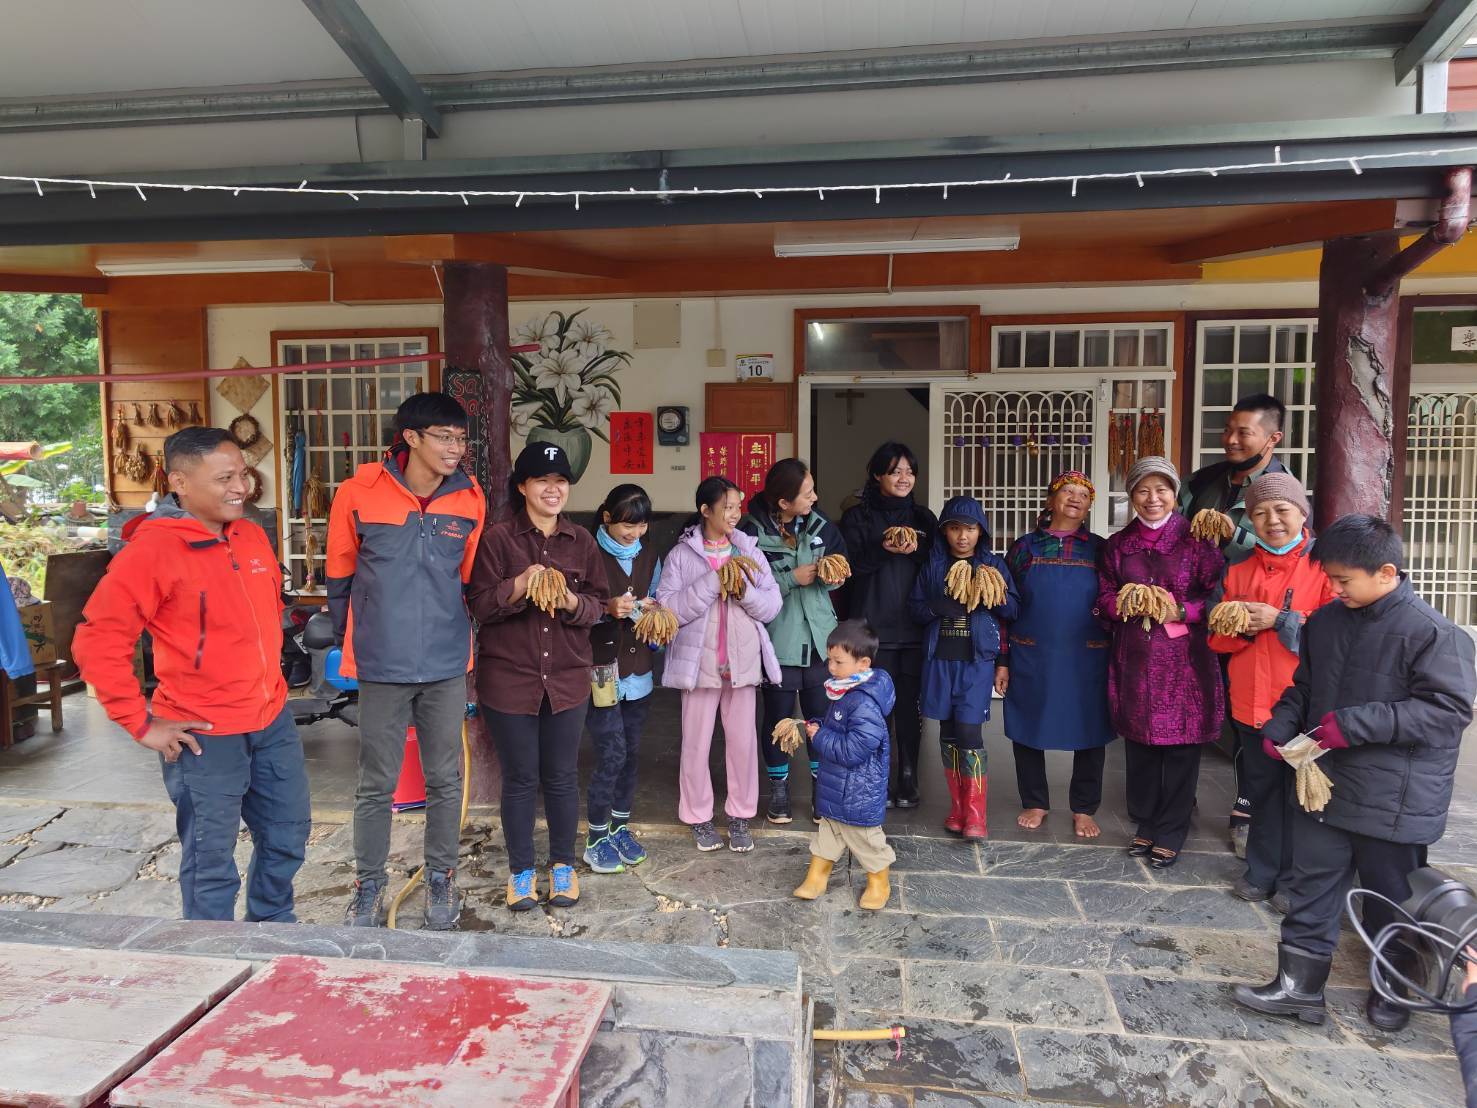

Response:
(1047, 470), (1095, 503)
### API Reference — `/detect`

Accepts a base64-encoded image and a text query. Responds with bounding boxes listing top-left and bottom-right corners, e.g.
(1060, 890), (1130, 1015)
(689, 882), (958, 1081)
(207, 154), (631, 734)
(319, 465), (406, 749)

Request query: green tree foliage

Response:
(0, 294), (103, 496)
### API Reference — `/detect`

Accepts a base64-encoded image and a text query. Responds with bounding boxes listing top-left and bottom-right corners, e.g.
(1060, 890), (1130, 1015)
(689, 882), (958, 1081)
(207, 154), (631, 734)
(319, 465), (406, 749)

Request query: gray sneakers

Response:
(424, 869), (462, 931)
(692, 820), (723, 851)
(728, 818), (754, 852)
(346, 879), (386, 927)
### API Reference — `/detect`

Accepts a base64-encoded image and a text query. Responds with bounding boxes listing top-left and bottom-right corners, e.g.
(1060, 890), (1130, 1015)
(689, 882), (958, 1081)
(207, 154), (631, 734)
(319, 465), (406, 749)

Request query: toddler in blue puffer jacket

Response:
(792, 619), (897, 911)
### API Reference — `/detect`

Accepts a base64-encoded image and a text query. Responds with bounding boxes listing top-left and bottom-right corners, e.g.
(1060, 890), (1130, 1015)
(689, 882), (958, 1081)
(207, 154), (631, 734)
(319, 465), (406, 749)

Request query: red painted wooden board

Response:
(111, 954), (612, 1107)
(0, 942), (249, 1108)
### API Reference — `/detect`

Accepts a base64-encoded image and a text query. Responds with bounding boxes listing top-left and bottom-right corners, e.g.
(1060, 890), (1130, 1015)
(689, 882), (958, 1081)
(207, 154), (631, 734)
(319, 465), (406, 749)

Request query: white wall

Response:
(1, 60), (1415, 176)
(203, 271), (1477, 515)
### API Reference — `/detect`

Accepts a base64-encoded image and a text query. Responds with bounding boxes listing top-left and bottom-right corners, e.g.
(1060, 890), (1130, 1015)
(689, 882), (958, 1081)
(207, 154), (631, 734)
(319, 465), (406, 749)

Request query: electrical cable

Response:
(386, 718), (473, 930)
(1346, 888), (1477, 1016)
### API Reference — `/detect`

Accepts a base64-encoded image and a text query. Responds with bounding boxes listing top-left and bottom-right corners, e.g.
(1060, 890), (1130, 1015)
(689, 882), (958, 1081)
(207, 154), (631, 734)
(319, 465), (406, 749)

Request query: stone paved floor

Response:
(1, 798), (1474, 1106)
(3, 689), (1476, 1105)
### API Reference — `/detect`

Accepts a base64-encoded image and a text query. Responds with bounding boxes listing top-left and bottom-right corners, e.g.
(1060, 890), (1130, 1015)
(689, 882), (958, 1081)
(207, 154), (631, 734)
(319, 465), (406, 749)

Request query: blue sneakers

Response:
(583, 835), (627, 874)
(609, 825), (647, 866)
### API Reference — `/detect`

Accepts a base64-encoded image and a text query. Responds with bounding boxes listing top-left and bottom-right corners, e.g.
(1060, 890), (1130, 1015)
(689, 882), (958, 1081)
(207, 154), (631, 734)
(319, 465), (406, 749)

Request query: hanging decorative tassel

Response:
(151, 453), (169, 498)
(111, 417), (129, 455)
(303, 529), (320, 591)
(167, 400), (189, 428)
(148, 402), (165, 428)
(1119, 413), (1138, 478)
(131, 402), (147, 427)
(1137, 408), (1164, 459)
(303, 467), (329, 520)
(125, 443), (153, 484)
(1107, 414), (1122, 481)
(1149, 409), (1165, 457)
(187, 400), (203, 425)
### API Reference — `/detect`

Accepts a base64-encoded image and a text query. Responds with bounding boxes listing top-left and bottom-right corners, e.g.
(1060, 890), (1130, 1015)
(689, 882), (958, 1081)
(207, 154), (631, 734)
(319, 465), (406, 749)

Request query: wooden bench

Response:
(1, 659), (65, 749)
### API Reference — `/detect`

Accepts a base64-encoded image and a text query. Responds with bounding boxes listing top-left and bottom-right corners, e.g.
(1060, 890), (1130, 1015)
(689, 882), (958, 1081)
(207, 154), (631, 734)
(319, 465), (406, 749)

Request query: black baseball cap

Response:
(513, 440), (575, 483)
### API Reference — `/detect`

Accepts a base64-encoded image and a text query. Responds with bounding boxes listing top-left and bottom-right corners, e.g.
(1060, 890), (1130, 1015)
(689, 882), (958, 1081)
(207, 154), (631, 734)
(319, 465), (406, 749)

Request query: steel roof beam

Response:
(1394, 0), (1477, 85)
(0, 21), (1417, 134)
(300, 0), (442, 135)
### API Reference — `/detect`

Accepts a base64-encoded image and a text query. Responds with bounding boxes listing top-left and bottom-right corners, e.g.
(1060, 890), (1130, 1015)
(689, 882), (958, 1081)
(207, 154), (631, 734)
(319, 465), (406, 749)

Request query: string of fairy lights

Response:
(3, 142), (1477, 209)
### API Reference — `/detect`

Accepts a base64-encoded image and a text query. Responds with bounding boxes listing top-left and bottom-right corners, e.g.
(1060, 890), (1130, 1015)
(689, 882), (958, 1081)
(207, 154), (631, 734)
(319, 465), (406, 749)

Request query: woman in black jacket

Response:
(838, 442), (937, 807)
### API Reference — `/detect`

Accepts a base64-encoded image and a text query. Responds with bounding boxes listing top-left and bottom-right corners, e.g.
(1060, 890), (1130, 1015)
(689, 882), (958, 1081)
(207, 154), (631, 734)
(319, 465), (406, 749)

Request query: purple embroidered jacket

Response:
(1095, 513), (1225, 746)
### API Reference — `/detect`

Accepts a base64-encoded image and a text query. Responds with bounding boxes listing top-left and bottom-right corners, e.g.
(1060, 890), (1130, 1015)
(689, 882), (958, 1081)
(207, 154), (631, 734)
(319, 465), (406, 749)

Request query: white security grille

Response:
(275, 337), (430, 593)
(1194, 319), (1318, 489)
(941, 388), (1095, 556)
(1403, 390), (1477, 626)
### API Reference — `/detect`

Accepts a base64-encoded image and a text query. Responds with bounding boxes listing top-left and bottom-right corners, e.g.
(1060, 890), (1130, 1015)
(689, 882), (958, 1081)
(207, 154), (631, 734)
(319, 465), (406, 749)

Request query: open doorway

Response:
(809, 385), (930, 522)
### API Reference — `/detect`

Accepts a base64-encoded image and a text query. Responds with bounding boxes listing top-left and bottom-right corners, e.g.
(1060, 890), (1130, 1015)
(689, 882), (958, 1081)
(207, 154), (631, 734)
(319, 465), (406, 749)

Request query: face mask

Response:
(1256, 533), (1303, 556)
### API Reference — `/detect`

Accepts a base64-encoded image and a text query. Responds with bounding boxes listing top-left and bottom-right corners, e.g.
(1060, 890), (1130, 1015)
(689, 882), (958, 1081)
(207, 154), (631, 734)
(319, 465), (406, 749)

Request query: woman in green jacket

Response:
(739, 458), (848, 824)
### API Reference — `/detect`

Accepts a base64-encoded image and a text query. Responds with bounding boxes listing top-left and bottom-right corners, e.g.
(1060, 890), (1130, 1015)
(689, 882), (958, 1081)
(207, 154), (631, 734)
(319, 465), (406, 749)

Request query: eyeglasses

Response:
(414, 430), (469, 450)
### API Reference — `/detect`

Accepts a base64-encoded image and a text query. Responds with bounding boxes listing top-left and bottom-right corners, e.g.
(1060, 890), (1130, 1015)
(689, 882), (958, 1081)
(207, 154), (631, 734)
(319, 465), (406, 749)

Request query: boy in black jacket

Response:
(1234, 515), (1476, 1030)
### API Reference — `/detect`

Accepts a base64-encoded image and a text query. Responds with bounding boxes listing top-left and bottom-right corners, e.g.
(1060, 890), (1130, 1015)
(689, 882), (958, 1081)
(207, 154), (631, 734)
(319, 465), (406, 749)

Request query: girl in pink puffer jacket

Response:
(656, 476), (782, 853)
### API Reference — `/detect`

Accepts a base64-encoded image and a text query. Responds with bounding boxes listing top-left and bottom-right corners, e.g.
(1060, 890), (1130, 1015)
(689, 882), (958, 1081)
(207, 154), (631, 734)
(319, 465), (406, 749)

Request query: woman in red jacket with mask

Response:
(1209, 471), (1333, 907)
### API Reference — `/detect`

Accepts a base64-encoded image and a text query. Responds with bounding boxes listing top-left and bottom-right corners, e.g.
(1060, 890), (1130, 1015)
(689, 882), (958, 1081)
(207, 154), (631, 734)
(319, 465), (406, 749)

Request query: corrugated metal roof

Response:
(0, 0), (1433, 99)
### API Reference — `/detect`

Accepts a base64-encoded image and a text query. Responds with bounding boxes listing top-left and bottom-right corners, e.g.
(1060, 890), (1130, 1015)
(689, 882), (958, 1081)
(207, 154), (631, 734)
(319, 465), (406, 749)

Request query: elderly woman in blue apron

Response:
(995, 471), (1115, 838)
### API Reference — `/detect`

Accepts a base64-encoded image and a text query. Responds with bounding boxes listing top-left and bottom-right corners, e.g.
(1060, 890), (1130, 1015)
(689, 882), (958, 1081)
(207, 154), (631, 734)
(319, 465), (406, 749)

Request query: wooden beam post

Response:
(1314, 235), (1403, 526)
(442, 261), (509, 807)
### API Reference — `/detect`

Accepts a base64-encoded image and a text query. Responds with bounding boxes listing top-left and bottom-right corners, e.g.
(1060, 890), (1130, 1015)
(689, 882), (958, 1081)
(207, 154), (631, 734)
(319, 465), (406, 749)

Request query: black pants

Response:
(484, 697), (586, 874)
(1123, 741), (1203, 854)
(586, 695), (651, 829)
(760, 680), (827, 778)
(875, 646), (923, 776)
(1233, 719), (1293, 893)
(1281, 810), (1426, 960)
(1012, 744), (1106, 815)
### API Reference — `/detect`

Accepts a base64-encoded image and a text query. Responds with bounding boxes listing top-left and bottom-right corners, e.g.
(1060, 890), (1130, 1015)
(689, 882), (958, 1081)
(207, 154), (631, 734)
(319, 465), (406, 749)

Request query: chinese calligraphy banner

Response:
(702, 432), (774, 507)
(609, 411), (654, 474)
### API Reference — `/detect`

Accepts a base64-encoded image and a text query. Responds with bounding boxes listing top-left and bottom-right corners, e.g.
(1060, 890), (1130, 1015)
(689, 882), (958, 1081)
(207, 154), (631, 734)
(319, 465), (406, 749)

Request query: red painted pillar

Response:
(442, 261), (509, 806)
(1313, 235), (1402, 528)
(443, 261), (512, 520)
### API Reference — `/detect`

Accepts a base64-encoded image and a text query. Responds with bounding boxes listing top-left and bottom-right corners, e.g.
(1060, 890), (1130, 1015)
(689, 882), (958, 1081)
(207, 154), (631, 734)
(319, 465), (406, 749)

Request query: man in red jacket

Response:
(74, 427), (310, 922)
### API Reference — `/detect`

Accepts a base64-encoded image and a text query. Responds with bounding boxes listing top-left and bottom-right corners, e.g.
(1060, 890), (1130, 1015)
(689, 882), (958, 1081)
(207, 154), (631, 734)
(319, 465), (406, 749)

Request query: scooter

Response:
(285, 610), (359, 728)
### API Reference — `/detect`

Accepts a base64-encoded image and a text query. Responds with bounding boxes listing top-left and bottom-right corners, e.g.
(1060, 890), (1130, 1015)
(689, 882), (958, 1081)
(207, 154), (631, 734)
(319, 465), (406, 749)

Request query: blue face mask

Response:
(1256, 532), (1304, 556)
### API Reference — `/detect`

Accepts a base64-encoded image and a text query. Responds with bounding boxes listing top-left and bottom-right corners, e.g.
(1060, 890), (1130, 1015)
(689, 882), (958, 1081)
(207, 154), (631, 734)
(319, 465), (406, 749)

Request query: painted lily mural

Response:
(511, 309), (631, 481)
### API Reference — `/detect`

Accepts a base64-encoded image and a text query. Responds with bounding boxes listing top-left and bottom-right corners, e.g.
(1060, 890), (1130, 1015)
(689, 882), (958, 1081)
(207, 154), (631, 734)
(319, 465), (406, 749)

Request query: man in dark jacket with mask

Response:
(1234, 515), (1476, 1032)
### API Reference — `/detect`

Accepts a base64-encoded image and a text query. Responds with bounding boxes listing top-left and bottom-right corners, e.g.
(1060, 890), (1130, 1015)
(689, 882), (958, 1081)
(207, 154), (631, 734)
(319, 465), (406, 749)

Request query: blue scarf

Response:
(596, 525), (641, 571)
(824, 669), (873, 700)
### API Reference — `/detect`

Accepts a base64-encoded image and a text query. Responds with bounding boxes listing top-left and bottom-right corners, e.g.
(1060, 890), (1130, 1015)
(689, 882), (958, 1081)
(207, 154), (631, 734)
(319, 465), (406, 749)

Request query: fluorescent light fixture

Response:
(95, 257), (315, 277)
(775, 235), (1018, 258)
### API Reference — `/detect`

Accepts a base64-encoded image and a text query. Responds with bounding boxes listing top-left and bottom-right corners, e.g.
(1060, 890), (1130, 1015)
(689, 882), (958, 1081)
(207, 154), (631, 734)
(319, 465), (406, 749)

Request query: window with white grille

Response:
(1404, 389), (1477, 626)
(994, 324), (1170, 371)
(1194, 320), (1317, 488)
(275, 336), (431, 593)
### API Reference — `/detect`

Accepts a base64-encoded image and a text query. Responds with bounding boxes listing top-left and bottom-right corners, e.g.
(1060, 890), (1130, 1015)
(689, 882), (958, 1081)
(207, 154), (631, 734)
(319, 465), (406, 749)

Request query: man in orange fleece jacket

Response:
(74, 427), (310, 922)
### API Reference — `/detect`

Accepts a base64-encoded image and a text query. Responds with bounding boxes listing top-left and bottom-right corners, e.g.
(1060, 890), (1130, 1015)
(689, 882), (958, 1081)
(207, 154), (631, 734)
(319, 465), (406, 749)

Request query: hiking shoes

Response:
(548, 863), (580, 908)
(692, 820), (723, 851)
(583, 835), (627, 874)
(345, 878), (386, 927)
(609, 825), (647, 866)
(728, 818), (755, 852)
(424, 869), (462, 931)
(507, 868), (538, 911)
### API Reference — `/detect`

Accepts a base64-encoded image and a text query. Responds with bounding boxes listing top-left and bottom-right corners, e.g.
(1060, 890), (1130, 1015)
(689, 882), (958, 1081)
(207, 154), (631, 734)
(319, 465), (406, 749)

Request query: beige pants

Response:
(812, 818), (896, 873)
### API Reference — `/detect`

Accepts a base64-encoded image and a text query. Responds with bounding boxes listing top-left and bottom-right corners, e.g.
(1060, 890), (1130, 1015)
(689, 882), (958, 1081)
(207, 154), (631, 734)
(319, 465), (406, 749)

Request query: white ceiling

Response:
(0, 0), (1434, 100)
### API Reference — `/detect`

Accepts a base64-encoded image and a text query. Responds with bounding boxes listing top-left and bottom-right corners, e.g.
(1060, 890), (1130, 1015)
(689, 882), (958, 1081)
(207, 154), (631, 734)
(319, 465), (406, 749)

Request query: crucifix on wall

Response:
(835, 389), (866, 425)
